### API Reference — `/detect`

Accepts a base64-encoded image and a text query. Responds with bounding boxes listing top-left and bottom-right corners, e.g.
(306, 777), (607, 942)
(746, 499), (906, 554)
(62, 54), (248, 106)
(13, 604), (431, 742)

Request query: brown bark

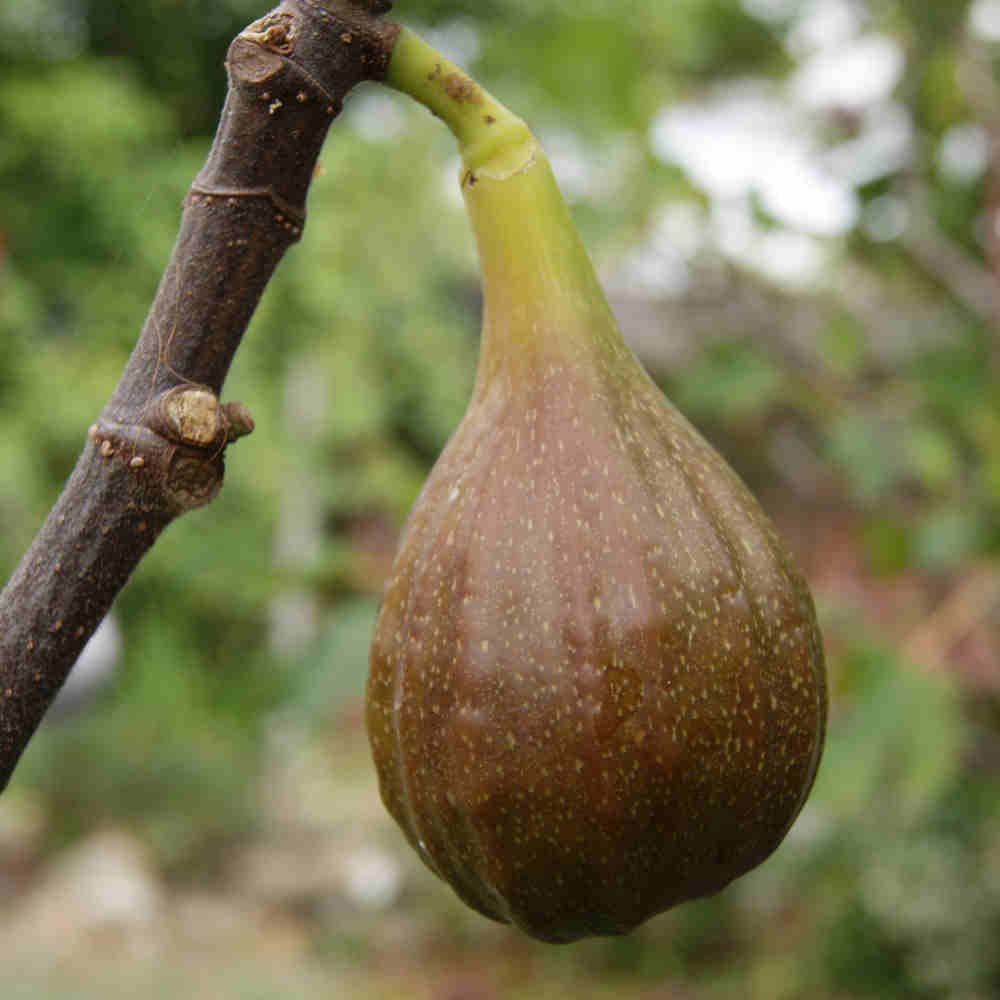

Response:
(0, 0), (400, 791)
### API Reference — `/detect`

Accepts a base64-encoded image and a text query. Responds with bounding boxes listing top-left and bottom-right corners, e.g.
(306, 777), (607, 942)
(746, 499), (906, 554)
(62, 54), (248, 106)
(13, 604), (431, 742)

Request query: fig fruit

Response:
(367, 29), (826, 943)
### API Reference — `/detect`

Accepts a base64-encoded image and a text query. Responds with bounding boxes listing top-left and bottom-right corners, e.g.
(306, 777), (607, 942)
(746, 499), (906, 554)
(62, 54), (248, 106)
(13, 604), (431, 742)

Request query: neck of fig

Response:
(463, 150), (624, 400)
(383, 27), (625, 402)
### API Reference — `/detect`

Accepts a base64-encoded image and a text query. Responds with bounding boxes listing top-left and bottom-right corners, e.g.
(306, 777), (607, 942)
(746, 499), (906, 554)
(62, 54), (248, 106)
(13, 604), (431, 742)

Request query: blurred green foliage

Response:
(1, 1), (999, 997)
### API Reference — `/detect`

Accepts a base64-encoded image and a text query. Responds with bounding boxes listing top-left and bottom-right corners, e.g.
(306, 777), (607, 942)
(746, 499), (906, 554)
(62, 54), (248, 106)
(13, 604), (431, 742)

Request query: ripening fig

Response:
(366, 28), (826, 944)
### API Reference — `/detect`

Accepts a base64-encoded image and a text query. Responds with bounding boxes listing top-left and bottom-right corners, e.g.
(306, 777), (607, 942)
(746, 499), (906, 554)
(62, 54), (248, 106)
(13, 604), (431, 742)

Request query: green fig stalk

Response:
(387, 28), (622, 382)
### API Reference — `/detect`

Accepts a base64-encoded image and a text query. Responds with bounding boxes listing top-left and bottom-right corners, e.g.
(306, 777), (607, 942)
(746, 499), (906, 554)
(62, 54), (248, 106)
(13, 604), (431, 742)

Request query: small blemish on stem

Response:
(444, 73), (481, 105)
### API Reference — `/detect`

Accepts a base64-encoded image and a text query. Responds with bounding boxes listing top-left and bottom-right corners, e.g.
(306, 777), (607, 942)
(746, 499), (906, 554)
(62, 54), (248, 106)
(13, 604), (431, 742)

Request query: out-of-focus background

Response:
(1, 0), (999, 996)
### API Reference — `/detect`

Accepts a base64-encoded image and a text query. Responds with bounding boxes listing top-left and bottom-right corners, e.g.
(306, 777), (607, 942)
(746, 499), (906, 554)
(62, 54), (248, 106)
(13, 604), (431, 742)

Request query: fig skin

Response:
(367, 328), (826, 943)
(369, 35), (826, 943)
